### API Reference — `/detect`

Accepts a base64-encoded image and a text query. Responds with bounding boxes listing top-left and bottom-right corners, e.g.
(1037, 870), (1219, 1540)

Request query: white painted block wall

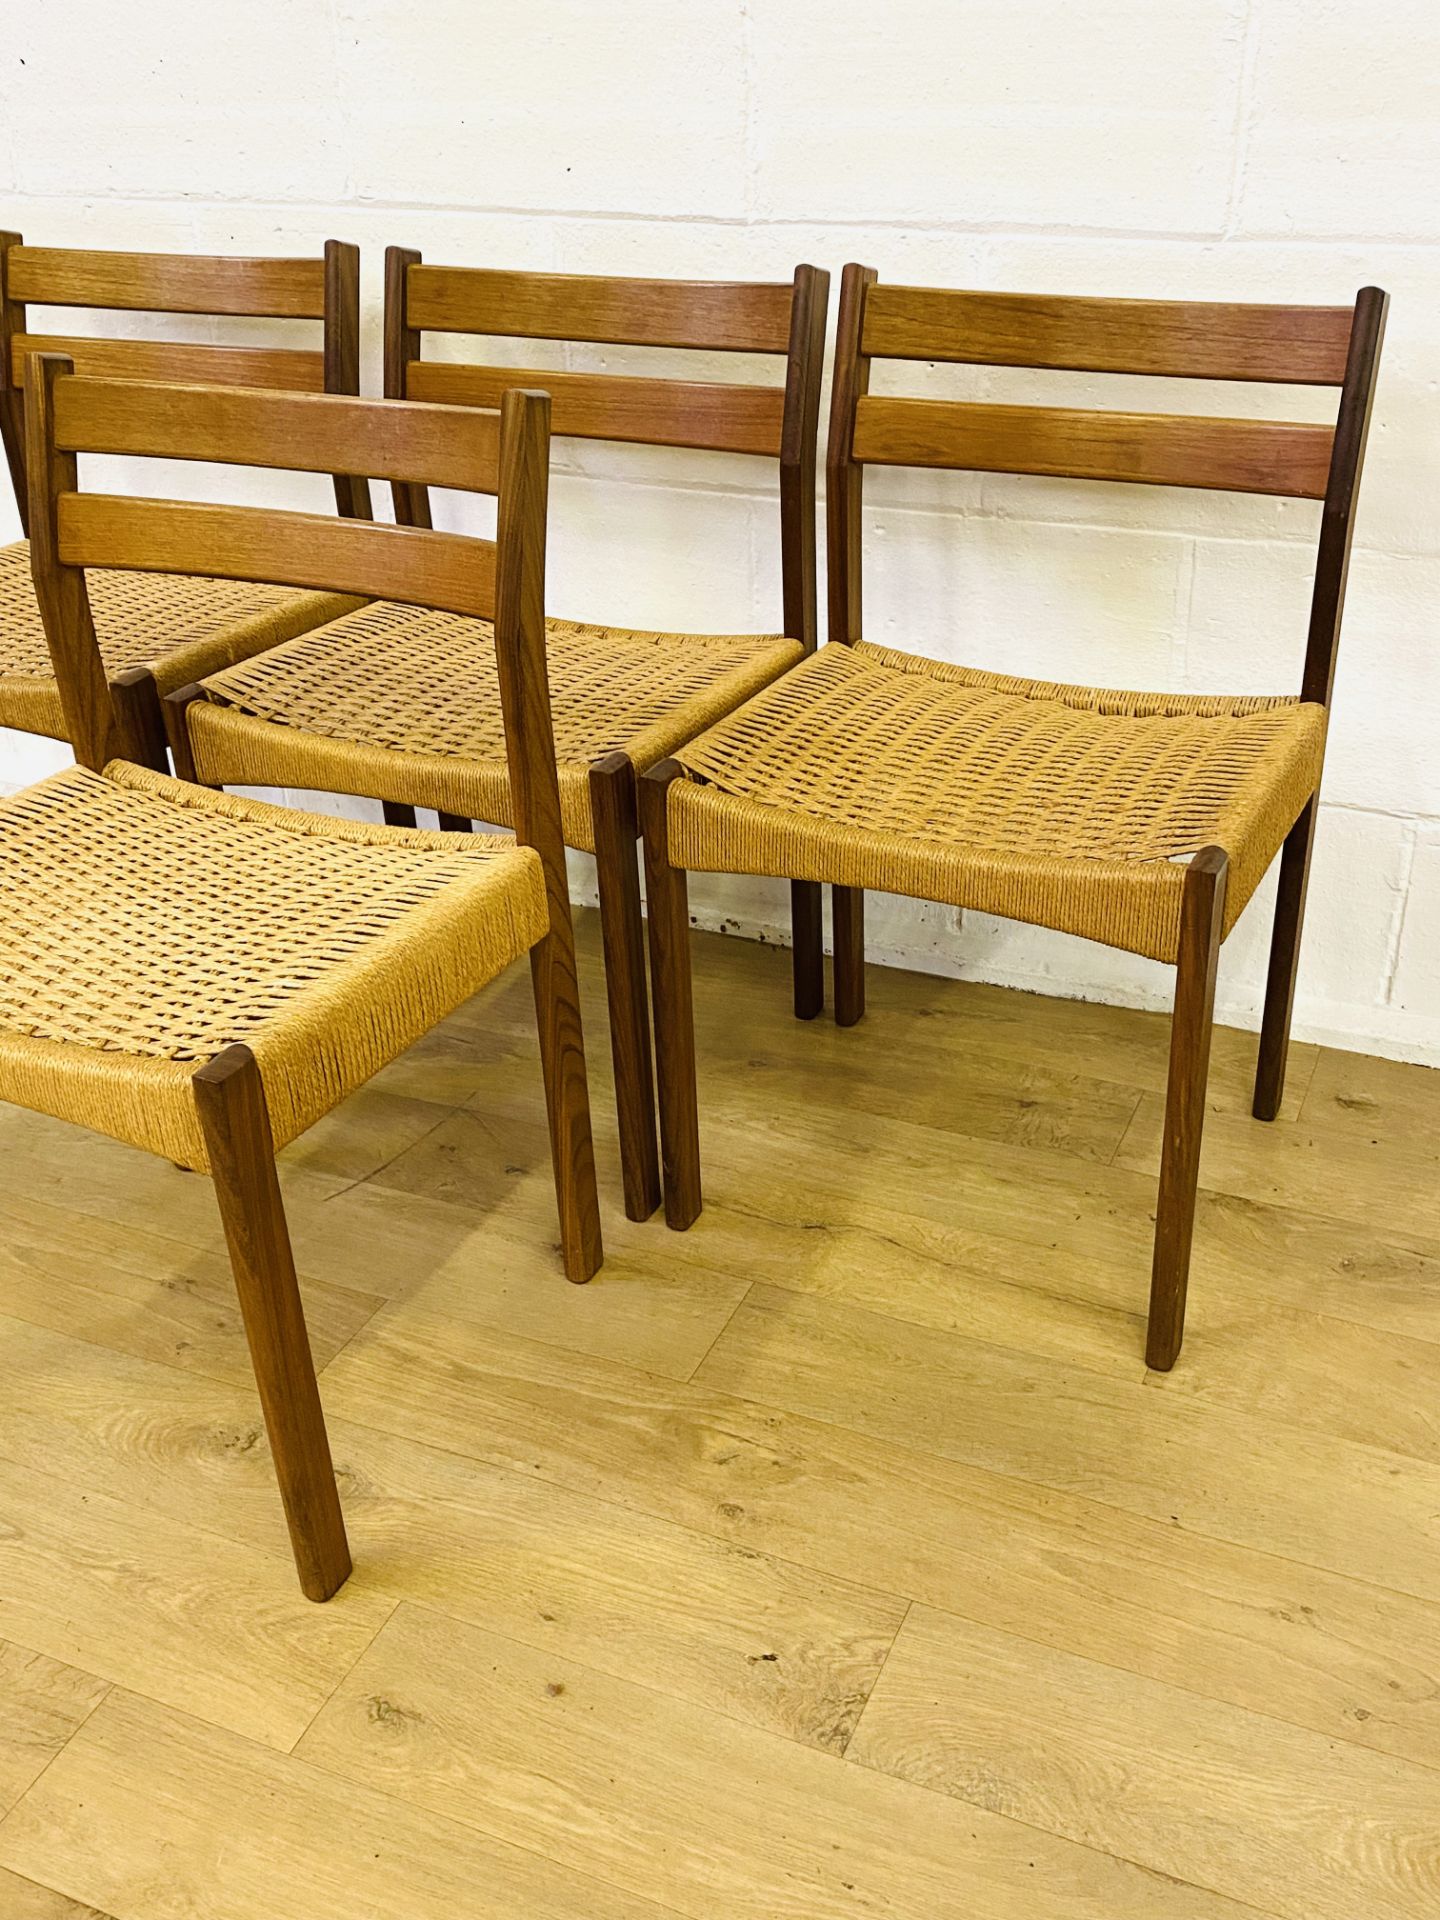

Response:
(2, 1), (1437, 1061)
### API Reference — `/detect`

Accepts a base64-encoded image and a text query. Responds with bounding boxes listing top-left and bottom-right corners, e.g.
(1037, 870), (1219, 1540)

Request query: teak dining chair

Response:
(160, 255), (829, 1224)
(641, 266), (1386, 1369)
(0, 237), (371, 762)
(8, 358), (600, 1597)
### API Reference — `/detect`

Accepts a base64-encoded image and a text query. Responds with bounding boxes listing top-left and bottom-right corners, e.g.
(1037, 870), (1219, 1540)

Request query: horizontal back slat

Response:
(53, 376), (502, 494)
(852, 395), (1335, 498)
(12, 333), (325, 393)
(862, 285), (1355, 385)
(407, 359), (785, 456)
(8, 247), (327, 318)
(407, 265), (794, 353)
(58, 496), (497, 619)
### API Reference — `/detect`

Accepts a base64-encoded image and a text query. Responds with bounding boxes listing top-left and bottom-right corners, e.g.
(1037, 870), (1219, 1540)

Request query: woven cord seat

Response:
(0, 761), (546, 1170)
(668, 640), (1327, 965)
(0, 538), (360, 740)
(183, 601), (802, 851)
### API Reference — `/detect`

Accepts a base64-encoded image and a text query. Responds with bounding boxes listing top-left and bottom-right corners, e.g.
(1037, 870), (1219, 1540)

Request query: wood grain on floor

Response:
(0, 910), (1437, 1918)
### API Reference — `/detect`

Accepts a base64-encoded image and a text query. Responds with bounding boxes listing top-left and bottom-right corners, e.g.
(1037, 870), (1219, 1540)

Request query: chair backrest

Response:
(827, 265), (1387, 707)
(385, 251), (830, 647)
(25, 361), (564, 897)
(0, 238), (372, 529)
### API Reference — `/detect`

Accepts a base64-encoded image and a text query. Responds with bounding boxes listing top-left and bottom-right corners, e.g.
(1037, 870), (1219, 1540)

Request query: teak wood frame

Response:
(29, 359), (602, 1592)
(372, 251), (828, 1221)
(0, 236), (371, 763)
(644, 265), (1386, 1369)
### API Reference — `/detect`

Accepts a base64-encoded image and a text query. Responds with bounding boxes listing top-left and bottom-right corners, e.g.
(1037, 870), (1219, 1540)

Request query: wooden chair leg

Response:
(192, 1044), (350, 1601)
(792, 879), (824, 1020)
(833, 886), (866, 1027)
(529, 912), (604, 1284)
(381, 801), (419, 829)
(1146, 847), (1228, 1373)
(590, 752), (662, 1222)
(109, 667), (171, 774)
(162, 683), (204, 784)
(639, 759), (701, 1229)
(1253, 799), (1316, 1122)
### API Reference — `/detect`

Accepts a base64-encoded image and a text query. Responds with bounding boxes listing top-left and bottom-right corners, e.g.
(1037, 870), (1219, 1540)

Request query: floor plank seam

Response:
(316, 1096), (470, 1206)
(749, 1268), (1151, 1383)
(1110, 1088), (1147, 1165)
(853, 1591), (1440, 1781)
(711, 1191), (1160, 1336)
(838, 1733), (1294, 1920)
(837, 1597), (912, 1760)
(280, 1714), (695, 1920)
(1291, 1042), (1325, 1116)
(285, 1596), (403, 1757)
(0, 1667), (114, 1834)
(284, 1607), (1288, 1920)
(312, 1289), (398, 1385)
(697, 1271), (1440, 1478)
(0, 1863), (118, 1920)
(683, 1280), (754, 1384)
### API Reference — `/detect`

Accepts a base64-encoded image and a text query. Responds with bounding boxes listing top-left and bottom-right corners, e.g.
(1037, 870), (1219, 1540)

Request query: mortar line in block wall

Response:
(547, 473), (1426, 571)
(15, 185), (1440, 252)
(1173, 537), (1199, 687)
(1381, 819), (1421, 1005)
(1220, 0), (1262, 241)
(737, 0), (761, 225)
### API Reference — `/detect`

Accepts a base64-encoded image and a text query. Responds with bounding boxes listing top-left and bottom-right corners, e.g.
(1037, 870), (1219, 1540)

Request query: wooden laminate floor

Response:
(1, 909), (1438, 1918)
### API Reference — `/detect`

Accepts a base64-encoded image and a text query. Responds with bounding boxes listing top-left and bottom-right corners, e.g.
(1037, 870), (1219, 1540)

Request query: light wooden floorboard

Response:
(282, 1172), (751, 1380)
(0, 1643), (108, 1816)
(0, 1865), (117, 1919)
(0, 1691), (684, 1920)
(318, 1298), (1440, 1770)
(0, 1441), (392, 1751)
(2, 911), (1438, 1917)
(0, 1104), (348, 1248)
(694, 1284), (1440, 1599)
(0, 1188), (384, 1390)
(848, 1603), (1440, 1920)
(362, 1047), (1440, 1398)
(1117, 1093), (1440, 1246)
(1300, 1045), (1440, 1145)
(292, 1601), (1258, 1920)
(0, 1314), (901, 1754)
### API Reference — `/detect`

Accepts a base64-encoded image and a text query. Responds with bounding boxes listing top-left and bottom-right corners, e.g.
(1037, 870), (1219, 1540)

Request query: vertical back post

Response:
(0, 232), (29, 532)
(383, 245), (433, 529)
(778, 264), (829, 651)
(1301, 286), (1388, 707)
(322, 239), (373, 521)
(25, 353), (133, 769)
(492, 385), (603, 1283)
(826, 263), (877, 645)
(493, 389), (564, 903)
(822, 265), (877, 1021)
